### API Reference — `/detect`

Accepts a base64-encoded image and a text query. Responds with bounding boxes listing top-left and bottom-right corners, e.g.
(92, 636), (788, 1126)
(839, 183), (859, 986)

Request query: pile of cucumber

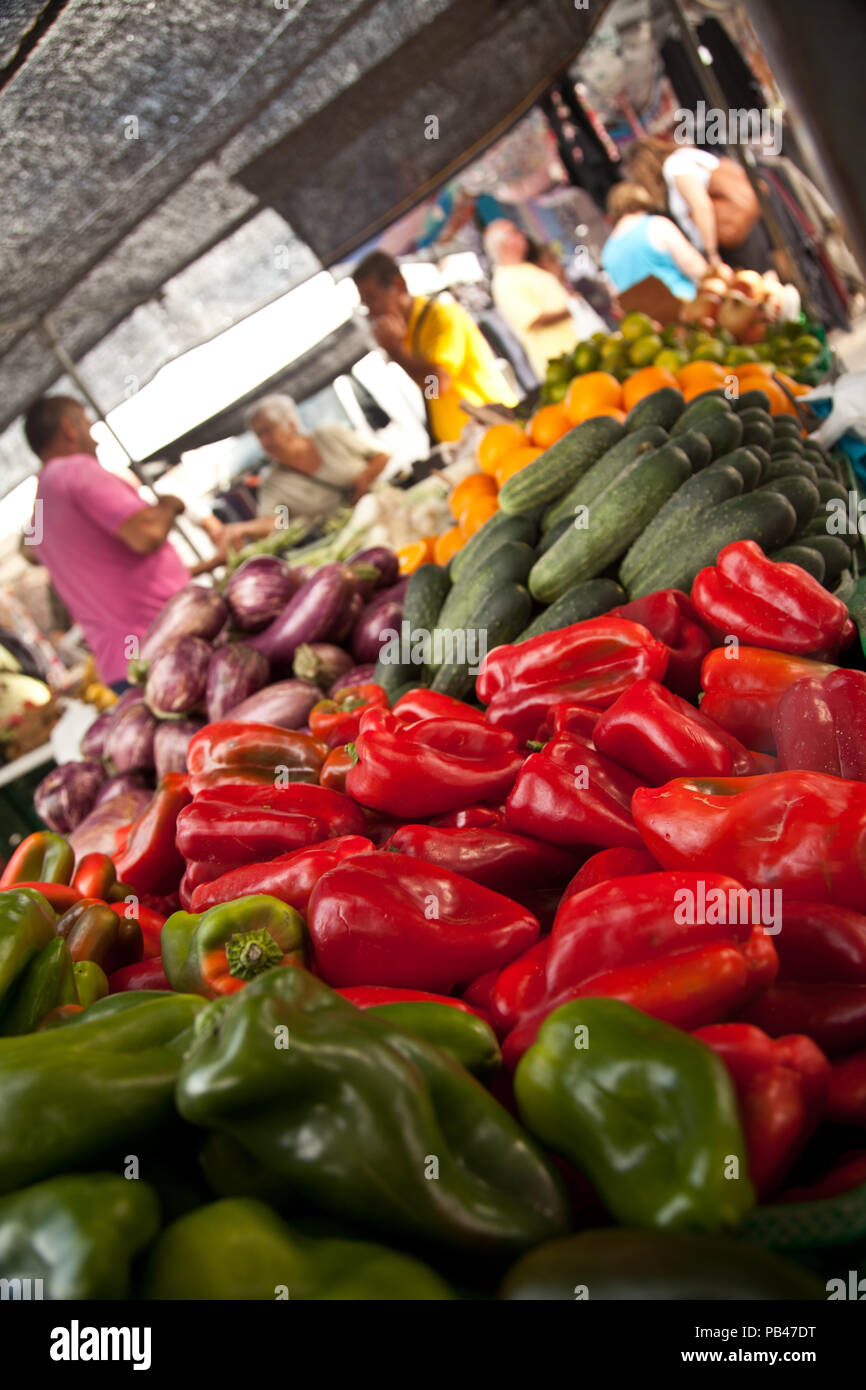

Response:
(373, 387), (858, 701)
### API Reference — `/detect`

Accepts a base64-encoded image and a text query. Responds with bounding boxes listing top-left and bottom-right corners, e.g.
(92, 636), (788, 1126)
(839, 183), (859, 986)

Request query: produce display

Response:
(6, 490), (866, 1299)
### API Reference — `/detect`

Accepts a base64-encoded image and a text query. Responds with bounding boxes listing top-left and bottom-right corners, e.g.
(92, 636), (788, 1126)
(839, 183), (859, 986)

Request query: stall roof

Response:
(0, 0), (607, 476)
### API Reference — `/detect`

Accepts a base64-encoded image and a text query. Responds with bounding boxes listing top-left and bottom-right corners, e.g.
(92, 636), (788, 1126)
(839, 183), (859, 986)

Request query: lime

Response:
(691, 339), (726, 363)
(545, 358), (574, 386)
(725, 346), (760, 366)
(654, 348), (688, 372)
(600, 340), (627, 371)
(620, 311), (655, 343)
(628, 333), (663, 367)
(573, 341), (600, 373)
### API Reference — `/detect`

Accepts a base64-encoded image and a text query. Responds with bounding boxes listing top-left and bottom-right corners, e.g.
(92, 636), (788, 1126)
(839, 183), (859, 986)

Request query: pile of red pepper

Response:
(18, 541), (866, 1213)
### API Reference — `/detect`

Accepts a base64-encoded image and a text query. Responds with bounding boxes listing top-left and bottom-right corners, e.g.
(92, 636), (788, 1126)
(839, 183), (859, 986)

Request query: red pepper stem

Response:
(225, 928), (285, 980)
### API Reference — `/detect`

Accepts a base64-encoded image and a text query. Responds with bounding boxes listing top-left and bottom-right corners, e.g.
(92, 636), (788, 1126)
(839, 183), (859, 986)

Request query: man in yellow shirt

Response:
(485, 219), (597, 381)
(353, 251), (517, 443)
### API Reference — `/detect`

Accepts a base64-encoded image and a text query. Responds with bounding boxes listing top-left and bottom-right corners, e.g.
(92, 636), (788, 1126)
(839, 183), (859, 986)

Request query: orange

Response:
(397, 539), (433, 574)
(564, 372), (622, 425)
(460, 495), (499, 536)
(493, 446), (543, 488)
(433, 526), (466, 566)
(676, 360), (727, 393)
(621, 366), (679, 413)
(449, 472), (497, 522)
(528, 403), (572, 449)
(477, 422), (527, 475)
(758, 378), (799, 417)
(581, 405), (626, 423)
(772, 370), (811, 399)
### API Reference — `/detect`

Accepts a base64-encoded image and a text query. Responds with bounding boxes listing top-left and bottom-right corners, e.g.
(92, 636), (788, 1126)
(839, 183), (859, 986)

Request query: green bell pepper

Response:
(0, 990), (206, 1194)
(0, 888), (57, 1013)
(162, 894), (307, 999)
(0, 1173), (160, 1299)
(499, 1229), (825, 1301)
(0, 936), (76, 1036)
(199, 1131), (302, 1212)
(141, 1197), (454, 1300)
(366, 1000), (501, 1077)
(73, 960), (109, 1010)
(177, 966), (569, 1254)
(514, 998), (754, 1233)
(0, 832), (74, 889)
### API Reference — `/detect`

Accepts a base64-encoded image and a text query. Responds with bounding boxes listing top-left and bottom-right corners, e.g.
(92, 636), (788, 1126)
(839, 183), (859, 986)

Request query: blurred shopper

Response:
(211, 395), (389, 554)
(484, 219), (605, 379)
(24, 395), (188, 689)
(353, 250), (517, 443)
(601, 183), (709, 301)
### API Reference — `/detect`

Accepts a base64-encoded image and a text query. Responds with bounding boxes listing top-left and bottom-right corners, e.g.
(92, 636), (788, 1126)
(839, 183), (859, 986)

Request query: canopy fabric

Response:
(0, 0), (607, 484)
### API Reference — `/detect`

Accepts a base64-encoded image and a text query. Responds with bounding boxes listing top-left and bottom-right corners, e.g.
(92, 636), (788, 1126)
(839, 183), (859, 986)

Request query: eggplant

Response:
(93, 772), (151, 807)
(293, 643), (353, 689)
(367, 576), (410, 609)
(145, 636), (212, 717)
(244, 563), (357, 666)
(69, 788), (153, 859)
(351, 599), (405, 664)
(329, 663), (376, 697)
(154, 718), (206, 781)
(34, 761), (106, 834)
(329, 590), (364, 644)
(139, 584), (228, 664)
(79, 709), (116, 761)
(350, 546), (400, 590)
(206, 646), (270, 723)
(225, 556), (298, 632)
(106, 702), (159, 773)
(224, 679), (320, 729)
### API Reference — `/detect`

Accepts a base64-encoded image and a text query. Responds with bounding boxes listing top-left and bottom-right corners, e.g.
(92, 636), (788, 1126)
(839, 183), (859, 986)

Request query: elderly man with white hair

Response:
(211, 394), (389, 554)
(485, 218), (604, 381)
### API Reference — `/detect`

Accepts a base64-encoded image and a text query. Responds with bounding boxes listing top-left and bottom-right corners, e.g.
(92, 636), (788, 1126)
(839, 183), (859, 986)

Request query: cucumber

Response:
(625, 387), (684, 432)
(373, 562), (450, 696)
(627, 491), (798, 598)
(749, 445), (771, 472)
(739, 416), (774, 452)
(700, 410), (744, 458)
(760, 455), (818, 484)
(773, 415), (803, 435)
(536, 516), (573, 555)
(712, 448), (763, 489)
(812, 460), (836, 480)
(435, 541), (534, 633)
(541, 426), (667, 533)
(672, 429), (713, 470)
(816, 478), (849, 506)
(794, 534), (852, 587)
(803, 514), (860, 551)
(516, 578), (626, 642)
(757, 475), (819, 529)
(734, 389), (772, 413)
(429, 583), (532, 699)
(671, 396), (731, 436)
(529, 444), (691, 603)
(498, 416), (625, 516)
(620, 462), (744, 592)
(449, 510), (536, 585)
(770, 544), (826, 583)
(770, 437), (804, 457)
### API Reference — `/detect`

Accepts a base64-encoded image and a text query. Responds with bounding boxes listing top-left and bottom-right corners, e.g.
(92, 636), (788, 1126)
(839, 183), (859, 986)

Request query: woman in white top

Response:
(626, 138), (722, 264)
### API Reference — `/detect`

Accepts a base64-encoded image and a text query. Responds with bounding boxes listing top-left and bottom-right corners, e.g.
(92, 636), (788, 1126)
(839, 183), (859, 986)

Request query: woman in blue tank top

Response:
(601, 184), (709, 301)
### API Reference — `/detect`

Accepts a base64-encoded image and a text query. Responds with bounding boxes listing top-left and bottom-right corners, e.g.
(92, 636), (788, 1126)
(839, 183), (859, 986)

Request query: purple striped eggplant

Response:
(350, 546), (400, 591)
(351, 600), (405, 664)
(225, 556), (298, 632)
(224, 679), (320, 729)
(34, 761), (106, 835)
(106, 702), (159, 773)
(293, 643), (354, 690)
(329, 663), (376, 697)
(153, 718), (206, 781)
(244, 563), (357, 666)
(80, 709), (116, 762)
(206, 645), (270, 723)
(145, 636), (212, 717)
(69, 788), (153, 859)
(93, 772), (151, 807)
(139, 584), (228, 664)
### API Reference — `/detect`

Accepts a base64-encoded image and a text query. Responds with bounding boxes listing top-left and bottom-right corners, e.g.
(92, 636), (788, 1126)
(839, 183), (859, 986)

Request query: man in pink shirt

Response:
(25, 396), (190, 688)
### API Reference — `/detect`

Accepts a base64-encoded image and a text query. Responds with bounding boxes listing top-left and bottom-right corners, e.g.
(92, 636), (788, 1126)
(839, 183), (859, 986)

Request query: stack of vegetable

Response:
(4, 540), (866, 1299)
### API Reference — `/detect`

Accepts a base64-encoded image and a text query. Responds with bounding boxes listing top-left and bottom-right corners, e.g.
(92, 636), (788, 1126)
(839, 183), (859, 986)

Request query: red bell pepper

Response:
(307, 850), (539, 992)
(308, 683), (389, 749)
(559, 846), (659, 904)
(700, 646), (837, 752)
(826, 1050), (866, 1128)
(319, 744), (356, 794)
(740, 981), (866, 1056)
(108, 959), (171, 992)
(694, 1022), (830, 1200)
(383, 825), (577, 905)
(336, 985), (488, 1020)
(593, 678), (756, 784)
(610, 588), (712, 698)
(505, 734), (643, 849)
(1, 831), (74, 888)
(538, 701), (599, 742)
(476, 616), (669, 705)
(71, 852), (131, 903)
(347, 708), (524, 818)
(191, 782), (367, 839)
(779, 1152), (866, 1203)
(393, 689), (486, 725)
(461, 968), (500, 1013)
(186, 721), (328, 794)
(189, 835), (373, 915)
(772, 901), (866, 983)
(11, 882), (82, 914)
(428, 804), (507, 829)
(175, 802), (328, 868)
(773, 669), (866, 780)
(55, 897), (143, 974)
(490, 939), (550, 1037)
(691, 540), (855, 658)
(632, 771), (866, 910)
(115, 774), (192, 897)
(483, 684), (600, 744)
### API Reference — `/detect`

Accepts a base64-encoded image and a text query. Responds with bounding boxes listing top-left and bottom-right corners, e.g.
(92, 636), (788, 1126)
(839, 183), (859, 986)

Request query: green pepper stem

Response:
(225, 928), (285, 980)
